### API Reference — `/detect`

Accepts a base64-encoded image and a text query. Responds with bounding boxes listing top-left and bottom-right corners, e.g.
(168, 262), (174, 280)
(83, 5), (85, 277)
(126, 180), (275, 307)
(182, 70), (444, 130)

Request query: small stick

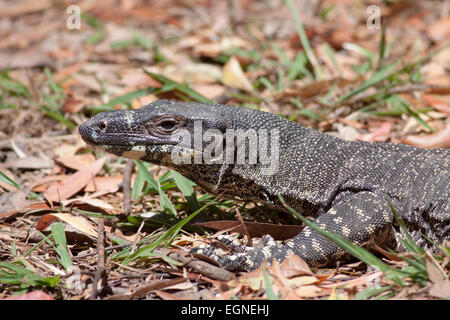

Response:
(122, 159), (135, 216)
(161, 250), (236, 282)
(235, 208), (252, 246)
(90, 218), (111, 299)
(130, 218), (145, 254)
(110, 159), (135, 232)
(73, 244), (132, 259)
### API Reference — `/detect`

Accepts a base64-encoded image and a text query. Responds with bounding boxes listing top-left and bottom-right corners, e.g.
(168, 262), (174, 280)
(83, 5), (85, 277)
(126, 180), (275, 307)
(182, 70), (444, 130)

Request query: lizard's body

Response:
(80, 100), (449, 271)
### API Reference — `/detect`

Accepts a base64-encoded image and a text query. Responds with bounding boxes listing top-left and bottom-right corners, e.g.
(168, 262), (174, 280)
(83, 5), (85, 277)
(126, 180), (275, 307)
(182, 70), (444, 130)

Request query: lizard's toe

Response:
(189, 243), (220, 258)
(190, 235), (291, 272)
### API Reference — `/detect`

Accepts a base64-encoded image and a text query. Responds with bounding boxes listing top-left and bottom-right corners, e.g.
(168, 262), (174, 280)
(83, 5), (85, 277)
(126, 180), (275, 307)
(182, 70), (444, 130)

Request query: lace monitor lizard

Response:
(79, 100), (449, 272)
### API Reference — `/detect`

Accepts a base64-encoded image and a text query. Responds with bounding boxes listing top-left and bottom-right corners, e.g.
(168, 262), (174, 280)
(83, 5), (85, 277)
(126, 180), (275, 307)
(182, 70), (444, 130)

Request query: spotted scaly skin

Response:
(79, 100), (450, 272)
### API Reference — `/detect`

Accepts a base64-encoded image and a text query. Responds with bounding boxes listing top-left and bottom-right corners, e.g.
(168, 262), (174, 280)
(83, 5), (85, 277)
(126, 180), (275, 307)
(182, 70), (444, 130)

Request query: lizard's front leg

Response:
(190, 191), (396, 271)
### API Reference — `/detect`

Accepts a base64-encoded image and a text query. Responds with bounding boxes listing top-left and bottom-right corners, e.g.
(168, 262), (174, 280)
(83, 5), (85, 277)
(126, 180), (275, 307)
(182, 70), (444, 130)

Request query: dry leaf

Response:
(153, 290), (184, 300)
(43, 156), (108, 203)
(0, 45), (52, 69)
(119, 69), (162, 88)
(84, 174), (136, 193)
(422, 94), (450, 114)
(62, 197), (115, 211)
(163, 63), (222, 84)
(402, 118), (450, 149)
(63, 98), (84, 114)
(53, 140), (86, 158)
(56, 154), (96, 171)
(321, 271), (384, 290)
(278, 254), (313, 278)
(336, 123), (360, 141)
(0, 154), (54, 169)
(192, 84), (226, 100)
(36, 213), (98, 238)
(294, 285), (332, 298)
(30, 174), (68, 192)
(426, 258), (450, 299)
(193, 37), (250, 57)
(358, 122), (393, 142)
(0, 201), (51, 219)
(222, 56), (253, 92)
(193, 220), (303, 240)
(427, 16), (450, 42)
(285, 276), (319, 287)
(2, 290), (54, 300)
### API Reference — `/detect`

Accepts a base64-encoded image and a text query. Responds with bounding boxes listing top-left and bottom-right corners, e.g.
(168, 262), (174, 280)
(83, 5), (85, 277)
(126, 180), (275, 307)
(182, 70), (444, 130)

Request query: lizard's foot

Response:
(190, 234), (293, 272)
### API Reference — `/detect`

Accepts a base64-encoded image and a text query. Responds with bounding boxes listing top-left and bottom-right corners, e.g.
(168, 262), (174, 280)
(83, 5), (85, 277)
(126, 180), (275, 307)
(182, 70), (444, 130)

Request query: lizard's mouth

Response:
(79, 119), (179, 147)
(81, 131), (178, 147)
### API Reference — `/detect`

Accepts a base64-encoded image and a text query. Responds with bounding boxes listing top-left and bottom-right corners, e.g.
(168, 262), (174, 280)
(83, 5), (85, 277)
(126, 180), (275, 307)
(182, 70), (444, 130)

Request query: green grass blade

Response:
(389, 201), (424, 254)
(40, 106), (76, 130)
(284, 0), (324, 79)
(131, 161), (151, 201)
(287, 52), (312, 80)
(337, 60), (400, 103)
(44, 68), (64, 95)
(156, 178), (177, 216)
(134, 160), (158, 190)
(134, 160), (176, 214)
(123, 198), (216, 264)
(0, 262), (60, 288)
(171, 170), (200, 211)
(144, 71), (214, 104)
(0, 171), (39, 199)
(23, 233), (52, 257)
(0, 171), (22, 189)
(259, 77), (276, 91)
(355, 284), (395, 300)
(376, 24), (387, 70)
(0, 76), (30, 97)
(272, 43), (291, 67)
(262, 265), (280, 300)
(398, 96), (434, 132)
(324, 43), (343, 77)
(50, 222), (73, 272)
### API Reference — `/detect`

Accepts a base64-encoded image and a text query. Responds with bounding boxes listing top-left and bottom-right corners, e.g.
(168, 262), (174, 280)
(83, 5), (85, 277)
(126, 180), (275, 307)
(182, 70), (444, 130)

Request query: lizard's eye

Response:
(155, 119), (178, 133)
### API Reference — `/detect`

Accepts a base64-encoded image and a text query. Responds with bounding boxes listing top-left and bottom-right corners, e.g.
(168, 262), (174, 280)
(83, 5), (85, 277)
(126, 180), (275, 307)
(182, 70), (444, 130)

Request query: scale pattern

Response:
(79, 100), (450, 272)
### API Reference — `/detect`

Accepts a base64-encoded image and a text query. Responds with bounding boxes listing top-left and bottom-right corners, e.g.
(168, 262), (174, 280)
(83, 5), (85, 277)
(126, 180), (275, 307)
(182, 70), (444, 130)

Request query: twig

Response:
(90, 218), (111, 299)
(104, 277), (188, 300)
(235, 208), (252, 246)
(159, 250), (236, 282)
(122, 159), (135, 216)
(73, 244), (132, 259)
(130, 218), (145, 254)
(110, 159), (135, 232)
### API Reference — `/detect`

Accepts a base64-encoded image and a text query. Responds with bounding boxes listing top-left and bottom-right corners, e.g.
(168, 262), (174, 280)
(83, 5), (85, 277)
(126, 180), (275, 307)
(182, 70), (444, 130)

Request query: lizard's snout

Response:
(79, 110), (138, 147)
(79, 117), (104, 145)
(79, 111), (122, 146)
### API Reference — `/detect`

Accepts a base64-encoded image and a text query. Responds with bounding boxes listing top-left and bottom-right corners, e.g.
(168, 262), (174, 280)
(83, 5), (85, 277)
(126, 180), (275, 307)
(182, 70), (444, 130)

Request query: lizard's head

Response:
(79, 100), (231, 166)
